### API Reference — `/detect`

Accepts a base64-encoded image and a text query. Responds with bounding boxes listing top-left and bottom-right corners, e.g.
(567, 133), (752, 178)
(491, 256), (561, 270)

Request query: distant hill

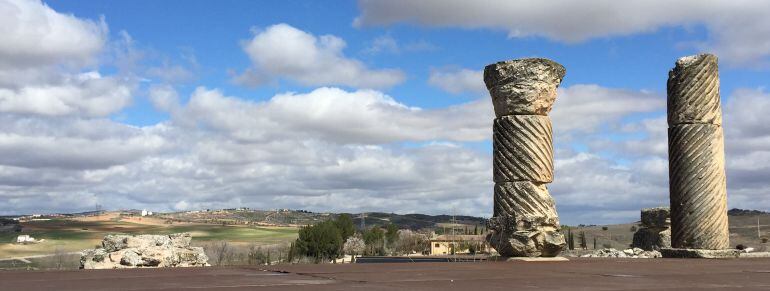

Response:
(346, 212), (486, 230)
(566, 209), (770, 250)
(728, 208), (768, 216)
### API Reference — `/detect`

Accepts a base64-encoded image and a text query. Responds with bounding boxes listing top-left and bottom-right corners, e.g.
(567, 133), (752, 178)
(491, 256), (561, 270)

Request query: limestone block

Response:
(484, 58), (566, 117)
(632, 227), (671, 251)
(493, 115), (553, 183)
(668, 123), (729, 249)
(641, 207), (670, 228)
(102, 234), (130, 252)
(487, 229), (564, 257)
(493, 182), (559, 229)
(667, 54), (722, 126)
(120, 249), (143, 266)
(81, 233), (209, 269)
(127, 234), (172, 248)
(170, 233), (192, 248)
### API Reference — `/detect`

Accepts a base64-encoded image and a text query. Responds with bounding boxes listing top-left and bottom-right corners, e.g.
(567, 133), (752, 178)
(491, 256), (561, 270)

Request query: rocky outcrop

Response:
(632, 207), (672, 251)
(484, 58), (566, 257)
(80, 233), (209, 269)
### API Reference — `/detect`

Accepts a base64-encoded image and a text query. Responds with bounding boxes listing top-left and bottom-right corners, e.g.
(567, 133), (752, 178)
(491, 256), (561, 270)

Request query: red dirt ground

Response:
(3, 258), (770, 290)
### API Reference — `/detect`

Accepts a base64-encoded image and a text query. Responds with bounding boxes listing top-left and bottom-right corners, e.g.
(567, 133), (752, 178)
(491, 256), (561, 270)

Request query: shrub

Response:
(295, 220), (343, 263)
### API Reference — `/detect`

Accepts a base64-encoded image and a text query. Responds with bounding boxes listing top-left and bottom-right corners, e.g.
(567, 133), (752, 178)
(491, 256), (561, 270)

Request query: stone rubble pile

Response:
(80, 233), (209, 269)
(631, 207), (672, 251)
(580, 247), (662, 259)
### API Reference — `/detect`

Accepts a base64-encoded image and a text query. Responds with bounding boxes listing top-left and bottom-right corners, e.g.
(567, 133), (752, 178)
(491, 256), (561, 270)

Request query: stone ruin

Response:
(80, 233), (209, 269)
(484, 58), (566, 257)
(632, 207), (671, 251)
(666, 53), (730, 251)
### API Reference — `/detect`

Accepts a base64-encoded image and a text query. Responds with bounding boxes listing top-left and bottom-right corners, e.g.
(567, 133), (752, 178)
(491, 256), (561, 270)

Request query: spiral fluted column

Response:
(484, 58), (566, 257)
(667, 54), (729, 250)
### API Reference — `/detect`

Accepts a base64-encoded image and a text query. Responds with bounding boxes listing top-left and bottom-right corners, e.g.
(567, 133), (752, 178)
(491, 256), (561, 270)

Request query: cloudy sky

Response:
(1, 0), (769, 224)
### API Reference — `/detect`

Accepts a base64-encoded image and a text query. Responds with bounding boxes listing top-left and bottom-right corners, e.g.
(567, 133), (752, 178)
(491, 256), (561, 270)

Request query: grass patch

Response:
(0, 219), (297, 259)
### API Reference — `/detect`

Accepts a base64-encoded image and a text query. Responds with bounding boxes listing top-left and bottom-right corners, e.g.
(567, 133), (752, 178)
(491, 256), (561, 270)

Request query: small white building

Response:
(141, 209), (153, 216)
(16, 235), (35, 243)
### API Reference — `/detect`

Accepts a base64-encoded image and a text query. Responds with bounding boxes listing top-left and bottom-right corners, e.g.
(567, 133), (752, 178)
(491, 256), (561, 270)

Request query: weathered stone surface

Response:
(485, 57), (565, 258)
(739, 252), (770, 258)
(81, 233), (209, 269)
(632, 227), (671, 251)
(484, 58), (566, 117)
(493, 115), (553, 183)
(102, 234), (130, 252)
(667, 53), (729, 252)
(641, 207), (670, 228)
(120, 249), (144, 266)
(170, 233), (192, 248)
(493, 182), (559, 228)
(80, 248), (108, 269)
(668, 123), (729, 249)
(487, 227), (564, 257)
(667, 54), (722, 126)
(580, 248), (662, 258)
(660, 248), (739, 259)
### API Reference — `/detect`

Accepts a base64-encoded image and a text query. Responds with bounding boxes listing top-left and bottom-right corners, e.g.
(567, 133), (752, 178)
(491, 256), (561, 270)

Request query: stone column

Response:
(484, 58), (566, 257)
(667, 54), (730, 250)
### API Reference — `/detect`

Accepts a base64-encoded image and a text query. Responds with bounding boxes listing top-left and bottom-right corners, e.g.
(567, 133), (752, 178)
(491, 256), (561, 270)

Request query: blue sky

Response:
(2, 0), (770, 224)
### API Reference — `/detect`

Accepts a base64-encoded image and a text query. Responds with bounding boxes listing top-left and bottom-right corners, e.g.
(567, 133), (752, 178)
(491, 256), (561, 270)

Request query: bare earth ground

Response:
(3, 258), (770, 290)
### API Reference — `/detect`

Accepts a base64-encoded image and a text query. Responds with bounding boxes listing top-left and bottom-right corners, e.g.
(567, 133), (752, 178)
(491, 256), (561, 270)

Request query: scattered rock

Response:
(580, 248), (661, 259)
(80, 233), (209, 269)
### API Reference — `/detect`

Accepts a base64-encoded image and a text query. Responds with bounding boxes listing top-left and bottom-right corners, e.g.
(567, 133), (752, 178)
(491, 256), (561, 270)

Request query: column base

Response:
(660, 248), (739, 259)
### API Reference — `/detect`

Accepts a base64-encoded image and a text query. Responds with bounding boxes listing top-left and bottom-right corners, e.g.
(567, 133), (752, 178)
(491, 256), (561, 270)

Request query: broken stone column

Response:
(632, 207), (672, 251)
(484, 58), (566, 257)
(667, 54), (730, 250)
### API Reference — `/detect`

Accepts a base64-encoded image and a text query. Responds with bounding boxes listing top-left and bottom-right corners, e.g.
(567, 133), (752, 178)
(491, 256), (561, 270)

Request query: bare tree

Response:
(205, 241), (234, 266)
(393, 230), (428, 255)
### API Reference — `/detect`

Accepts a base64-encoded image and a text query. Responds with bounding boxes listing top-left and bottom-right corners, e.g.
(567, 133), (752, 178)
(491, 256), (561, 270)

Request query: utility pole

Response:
(758, 217), (761, 239)
(360, 213), (366, 230)
(450, 206), (457, 262)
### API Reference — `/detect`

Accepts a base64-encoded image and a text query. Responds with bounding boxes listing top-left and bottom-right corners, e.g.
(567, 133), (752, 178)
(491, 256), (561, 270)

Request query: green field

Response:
(0, 218), (298, 259)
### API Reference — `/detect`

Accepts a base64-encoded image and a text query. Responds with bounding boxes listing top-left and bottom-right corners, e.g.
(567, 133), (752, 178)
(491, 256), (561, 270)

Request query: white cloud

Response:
(2, 82), (764, 226)
(428, 68), (485, 94)
(364, 34), (400, 54)
(0, 0), (135, 118)
(551, 84), (664, 134)
(235, 23), (405, 89)
(170, 86), (491, 144)
(355, 0), (770, 66)
(2, 0), (767, 223)
(0, 0), (107, 69)
(363, 34), (438, 55)
(0, 72), (132, 117)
